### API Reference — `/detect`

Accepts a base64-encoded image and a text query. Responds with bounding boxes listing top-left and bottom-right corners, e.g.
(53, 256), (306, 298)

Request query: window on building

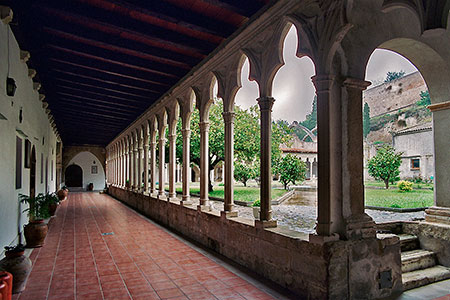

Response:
(410, 158), (420, 170)
(16, 136), (22, 189)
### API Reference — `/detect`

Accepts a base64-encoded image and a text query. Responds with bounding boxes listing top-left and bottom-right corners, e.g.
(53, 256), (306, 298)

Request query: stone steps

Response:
(402, 265), (450, 291)
(398, 233), (420, 252)
(399, 234), (450, 290)
(401, 249), (435, 273)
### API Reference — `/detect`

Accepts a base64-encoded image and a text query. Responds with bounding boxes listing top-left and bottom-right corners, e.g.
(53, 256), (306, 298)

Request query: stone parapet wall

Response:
(109, 186), (402, 299)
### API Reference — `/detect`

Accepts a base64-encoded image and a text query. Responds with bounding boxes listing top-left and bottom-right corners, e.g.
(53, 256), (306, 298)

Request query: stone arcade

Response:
(2, 1), (450, 299)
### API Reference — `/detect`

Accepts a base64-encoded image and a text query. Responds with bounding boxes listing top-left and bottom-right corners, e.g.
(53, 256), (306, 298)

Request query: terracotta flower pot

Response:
(0, 271), (13, 299)
(24, 220), (48, 248)
(56, 189), (67, 201)
(49, 203), (58, 216)
(0, 252), (32, 294)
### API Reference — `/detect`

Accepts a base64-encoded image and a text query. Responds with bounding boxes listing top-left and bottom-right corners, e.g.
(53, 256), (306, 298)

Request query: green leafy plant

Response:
(19, 193), (50, 221)
(384, 71), (405, 83)
(234, 160), (258, 187)
(397, 180), (413, 192)
(417, 90), (431, 107)
(44, 192), (60, 205)
(274, 154), (307, 190)
(368, 145), (402, 189)
(252, 200), (261, 207)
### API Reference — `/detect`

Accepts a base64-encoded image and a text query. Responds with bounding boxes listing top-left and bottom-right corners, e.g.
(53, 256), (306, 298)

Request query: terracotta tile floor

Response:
(14, 192), (286, 300)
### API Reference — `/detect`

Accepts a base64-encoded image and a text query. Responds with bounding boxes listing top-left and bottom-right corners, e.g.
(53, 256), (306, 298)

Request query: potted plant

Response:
(44, 192), (60, 217)
(252, 200), (260, 219)
(56, 186), (69, 201)
(0, 244), (32, 294)
(19, 193), (50, 248)
(87, 183), (94, 191)
(125, 180), (131, 189)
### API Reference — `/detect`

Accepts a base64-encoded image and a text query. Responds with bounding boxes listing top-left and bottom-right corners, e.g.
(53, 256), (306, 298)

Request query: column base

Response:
(169, 193), (177, 199)
(344, 213), (376, 240)
(220, 211), (238, 219)
(180, 199), (193, 206)
(197, 204), (211, 212)
(157, 193), (166, 200)
(425, 206), (450, 224)
(255, 220), (277, 229)
(309, 233), (340, 245)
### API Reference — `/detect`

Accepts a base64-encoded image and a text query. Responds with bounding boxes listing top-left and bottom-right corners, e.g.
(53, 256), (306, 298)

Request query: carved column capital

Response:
(168, 134), (176, 142)
(312, 75), (335, 93)
(181, 129), (191, 138)
(222, 111), (235, 124)
(343, 77), (371, 91)
(257, 97), (275, 112)
(199, 121), (210, 132)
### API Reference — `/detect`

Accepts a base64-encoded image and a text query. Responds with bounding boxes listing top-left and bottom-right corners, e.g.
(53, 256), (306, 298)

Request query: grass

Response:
(364, 180), (433, 190)
(175, 186), (287, 202)
(365, 188), (433, 208)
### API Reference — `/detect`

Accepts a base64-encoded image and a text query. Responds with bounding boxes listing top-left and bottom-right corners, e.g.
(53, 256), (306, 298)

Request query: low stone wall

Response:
(109, 186), (402, 299)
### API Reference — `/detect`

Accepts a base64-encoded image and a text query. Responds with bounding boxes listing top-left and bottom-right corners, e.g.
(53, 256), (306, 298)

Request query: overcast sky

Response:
(232, 26), (419, 123)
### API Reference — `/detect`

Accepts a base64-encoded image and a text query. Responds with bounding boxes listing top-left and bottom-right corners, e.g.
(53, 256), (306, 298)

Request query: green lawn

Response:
(365, 188), (433, 208)
(175, 186), (287, 202)
(364, 180), (433, 190)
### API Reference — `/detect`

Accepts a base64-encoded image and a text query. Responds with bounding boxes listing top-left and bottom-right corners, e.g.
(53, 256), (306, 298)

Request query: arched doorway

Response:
(65, 164), (83, 187)
(30, 146), (36, 198)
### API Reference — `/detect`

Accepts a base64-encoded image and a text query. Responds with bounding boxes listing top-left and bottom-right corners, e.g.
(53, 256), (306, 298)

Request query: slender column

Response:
(158, 134), (166, 198)
(222, 111), (237, 217)
(129, 139), (135, 190)
(181, 129), (191, 204)
(133, 141), (139, 191)
(257, 97), (276, 226)
(150, 140), (157, 195)
(125, 142), (129, 188)
(119, 144), (123, 187)
(114, 146), (117, 186)
(168, 134), (177, 199)
(198, 121), (211, 210)
(138, 137), (143, 192)
(341, 78), (375, 239)
(425, 101), (450, 224)
(312, 76), (334, 237)
(122, 142), (126, 187)
(144, 141), (149, 193)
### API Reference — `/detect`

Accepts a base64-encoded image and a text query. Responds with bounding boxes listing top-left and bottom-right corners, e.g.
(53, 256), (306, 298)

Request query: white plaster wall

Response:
(67, 151), (105, 191)
(0, 23), (58, 252)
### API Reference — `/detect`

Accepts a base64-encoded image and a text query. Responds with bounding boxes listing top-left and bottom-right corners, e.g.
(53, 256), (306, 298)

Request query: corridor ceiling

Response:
(7, 0), (270, 146)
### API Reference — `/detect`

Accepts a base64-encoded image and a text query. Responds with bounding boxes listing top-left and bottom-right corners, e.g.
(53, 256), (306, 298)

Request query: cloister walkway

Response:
(15, 193), (290, 300)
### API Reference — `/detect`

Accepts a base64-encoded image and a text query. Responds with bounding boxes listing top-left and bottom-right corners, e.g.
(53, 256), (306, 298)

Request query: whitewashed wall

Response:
(67, 151), (105, 191)
(0, 23), (58, 252)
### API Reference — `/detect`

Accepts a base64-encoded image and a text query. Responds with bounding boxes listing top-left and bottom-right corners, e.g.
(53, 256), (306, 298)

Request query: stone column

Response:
(133, 141), (139, 191)
(119, 144), (123, 187)
(122, 142), (126, 187)
(129, 140), (134, 190)
(158, 134), (166, 198)
(168, 134), (177, 199)
(256, 97), (276, 227)
(137, 138), (143, 192)
(222, 111), (237, 217)
(125, 142), (129, 188)
(181, 129), (191, 204)
(341, 78), (375, 239)
(198, 121), (211, 211)
(143, 142), (149, 194)
(150, 140), (157, 195)
(114, 146), (117, 186)
(426, 101), (450, 224)
(312, 75), (335, 238)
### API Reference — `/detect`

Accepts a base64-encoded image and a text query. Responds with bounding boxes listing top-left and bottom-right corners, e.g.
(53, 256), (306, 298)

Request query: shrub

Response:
(397, 180), (413, 192)
(252, 200), (260, 207)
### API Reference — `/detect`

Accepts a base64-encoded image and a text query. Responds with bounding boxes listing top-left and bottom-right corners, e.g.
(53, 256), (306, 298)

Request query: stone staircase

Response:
(399, 233), (450, 290)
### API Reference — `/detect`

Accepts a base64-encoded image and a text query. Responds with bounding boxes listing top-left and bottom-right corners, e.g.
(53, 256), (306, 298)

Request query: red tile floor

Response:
(14, 192), (289, 300)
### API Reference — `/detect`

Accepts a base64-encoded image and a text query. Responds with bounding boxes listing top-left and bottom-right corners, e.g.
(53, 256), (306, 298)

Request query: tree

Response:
(234, 160), (257, 187)
(367, 145), (402, 189)
(275, 154), (307, 190)
(417, 90), (431, 107)
(175, 99), (293, 191)
(384, 71), (406, 83)
(363, 102), (371, 138)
